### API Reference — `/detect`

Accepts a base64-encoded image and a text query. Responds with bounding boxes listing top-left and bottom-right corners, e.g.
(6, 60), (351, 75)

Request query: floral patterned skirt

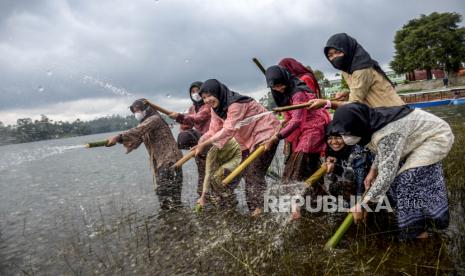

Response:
(387, 162), (449, 240)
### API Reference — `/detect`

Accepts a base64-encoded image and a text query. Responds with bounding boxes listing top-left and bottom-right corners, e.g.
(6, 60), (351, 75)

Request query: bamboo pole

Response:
(172, 150), (196, 169)
(221, 145), (266, 185)
(324, 192), (368, 249)
(85, 140), (109, 148)
(304, 164), (328, 187)
(324, 213), (354, 249)
(273, 102), (313, 113)
(145, 100), (172, 115)
(252, 57), (266, 75)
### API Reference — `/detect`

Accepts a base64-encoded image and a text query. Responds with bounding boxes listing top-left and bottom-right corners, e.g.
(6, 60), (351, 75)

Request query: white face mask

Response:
(134, 111), (145, 121)
(341, 134), (361, 145)
(192, 93), (202, 102)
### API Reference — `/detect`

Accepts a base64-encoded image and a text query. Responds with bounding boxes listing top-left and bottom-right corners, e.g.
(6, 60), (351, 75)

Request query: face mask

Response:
(134, 111), (145, 121)
(192, 93), (202, 102)
(341, 134), (361, 145)
(330, 56), (347, 71)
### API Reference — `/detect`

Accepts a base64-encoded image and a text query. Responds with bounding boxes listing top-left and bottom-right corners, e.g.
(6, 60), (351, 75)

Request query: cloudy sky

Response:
(1, 0), (464, 124)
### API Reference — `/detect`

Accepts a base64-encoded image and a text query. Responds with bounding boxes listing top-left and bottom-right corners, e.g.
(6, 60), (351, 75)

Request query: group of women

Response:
(108, 33), (454, 241)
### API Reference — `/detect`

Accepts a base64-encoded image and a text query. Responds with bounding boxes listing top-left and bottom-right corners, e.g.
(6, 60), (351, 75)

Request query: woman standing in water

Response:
(330, 102), (453, 240)
(263, 65), (330, 183)
(169, 81), (211, 196)
(194, 79), (280, 216)
(107, 99), (183, 210)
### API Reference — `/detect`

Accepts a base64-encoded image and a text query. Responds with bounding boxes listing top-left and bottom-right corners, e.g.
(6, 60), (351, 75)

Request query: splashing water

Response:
(47, 70), (53, 77)
(83, 75), (133, 97)
(0, 144), (86, 171)
(37, 86), (45, 93)
(184, 59), (190, 63)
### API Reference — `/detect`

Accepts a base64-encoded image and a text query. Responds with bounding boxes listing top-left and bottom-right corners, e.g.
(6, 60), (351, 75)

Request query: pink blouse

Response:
(200, 101), (280, 151)
(176, 104), (211, 134)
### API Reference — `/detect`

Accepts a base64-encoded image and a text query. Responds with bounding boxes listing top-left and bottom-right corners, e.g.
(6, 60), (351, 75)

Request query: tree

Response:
(391, 12), (465, 79)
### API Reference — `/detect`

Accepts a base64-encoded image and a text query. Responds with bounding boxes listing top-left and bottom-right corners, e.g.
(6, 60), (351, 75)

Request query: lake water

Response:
(0, 105), (464, 275)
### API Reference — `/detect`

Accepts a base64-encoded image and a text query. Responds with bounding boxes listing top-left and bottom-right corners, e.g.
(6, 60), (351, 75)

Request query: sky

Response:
(0, 0), (464, 125)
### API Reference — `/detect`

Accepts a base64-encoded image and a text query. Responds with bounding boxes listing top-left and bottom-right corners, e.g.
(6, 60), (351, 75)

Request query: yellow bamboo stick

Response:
(172, 150), (196, 169)
(85, 140), (109, 148)
(221, 145), (266, 185)
(304, 164), (328, 187)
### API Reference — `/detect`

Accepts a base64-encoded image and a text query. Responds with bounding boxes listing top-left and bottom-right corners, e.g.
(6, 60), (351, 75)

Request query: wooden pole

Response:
(252, 57), (266, 75)
(85, 140), (109, 148)
(222, 145), (266, 186)
(172, 150), (196, 169)
(272, 102), (312, 113)
(145, 100), (172, 115)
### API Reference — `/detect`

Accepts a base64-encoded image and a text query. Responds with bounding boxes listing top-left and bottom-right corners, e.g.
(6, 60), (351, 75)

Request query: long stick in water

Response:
(172, 150), (196, 169)
(324, 192), (368, 249)
(222, 145), (266, 185)
(85, 140), (109, 148)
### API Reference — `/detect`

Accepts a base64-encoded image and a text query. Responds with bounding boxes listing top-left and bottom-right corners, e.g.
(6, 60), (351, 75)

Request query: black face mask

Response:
(330, 56), (348, 71)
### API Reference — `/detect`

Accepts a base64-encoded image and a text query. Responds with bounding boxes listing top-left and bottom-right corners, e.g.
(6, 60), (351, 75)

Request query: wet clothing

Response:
(365, 108), (454, 202)
(242, 143), (278, 211)
(202, 139), (242, 205)
(324, 33), (404, 107)
(176, 128), (206, 196)
(387, 162), (449, 240)
(282, 152), (322, 184)
(120, 111), (183, 210)
(199, 80), (280, 212)
(324, 144), (373, 200)
(177, 128), (201, 149)
(278, 58), (321, 98)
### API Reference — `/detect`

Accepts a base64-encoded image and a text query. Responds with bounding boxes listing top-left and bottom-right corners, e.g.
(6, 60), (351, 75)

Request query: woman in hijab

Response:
(278, 58), (322, 99)
(263, 65), (330, 183)
(330, 102), (453, 240)
(169, 81), (211, 196)
(307, 33), (404, 110)
(107, 99), (183, 210)
(194, 79), (280, 217)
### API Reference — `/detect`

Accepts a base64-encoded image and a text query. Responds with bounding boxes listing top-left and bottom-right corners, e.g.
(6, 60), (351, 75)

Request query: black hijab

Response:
(199, 79), (253, 119)
(189, 81), (204, 112)
(129, 99), (158, 123)
(327, 103), (413, 146)
(265, 65), (314, 107)
(324, 33), (394, 86)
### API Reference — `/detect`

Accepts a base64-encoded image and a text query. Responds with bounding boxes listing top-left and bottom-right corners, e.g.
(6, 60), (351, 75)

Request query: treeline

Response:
(0, 115), (140, 146)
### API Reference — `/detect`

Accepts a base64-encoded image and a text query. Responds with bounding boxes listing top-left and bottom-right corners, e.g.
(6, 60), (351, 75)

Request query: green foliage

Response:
(0, 115), (139, 146)
(340, 75), (349, 90)
(259, 90), (277, 110)
(390, 12), (465, 78)
(313, 70), (325, 81)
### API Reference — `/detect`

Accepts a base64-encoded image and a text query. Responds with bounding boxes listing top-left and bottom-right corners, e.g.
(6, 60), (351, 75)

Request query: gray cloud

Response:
(0, 0), (464, 123)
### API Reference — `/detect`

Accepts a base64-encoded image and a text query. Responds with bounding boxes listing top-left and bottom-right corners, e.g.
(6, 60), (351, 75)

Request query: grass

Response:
(3, 111), (465, 275)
